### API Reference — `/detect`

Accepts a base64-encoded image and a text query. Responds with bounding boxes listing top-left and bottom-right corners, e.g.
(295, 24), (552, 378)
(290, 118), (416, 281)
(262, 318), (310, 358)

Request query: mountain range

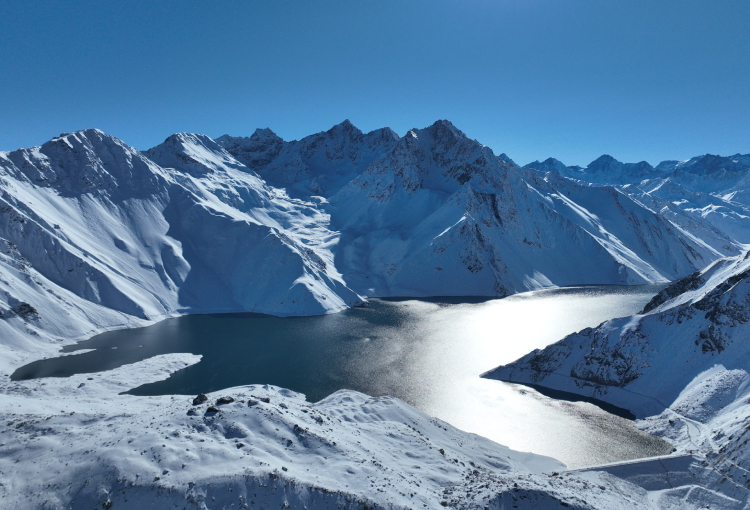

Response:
(1, 120), (743, 358)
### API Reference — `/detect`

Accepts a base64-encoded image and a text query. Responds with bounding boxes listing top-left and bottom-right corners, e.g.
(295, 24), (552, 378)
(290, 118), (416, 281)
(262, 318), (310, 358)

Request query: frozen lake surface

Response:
(14, 285), (673, 468)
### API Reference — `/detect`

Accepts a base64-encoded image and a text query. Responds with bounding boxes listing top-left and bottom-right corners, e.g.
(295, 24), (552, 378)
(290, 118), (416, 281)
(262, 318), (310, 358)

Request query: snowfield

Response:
(1, 121), (750, 508)
(2, 353), (744, 510)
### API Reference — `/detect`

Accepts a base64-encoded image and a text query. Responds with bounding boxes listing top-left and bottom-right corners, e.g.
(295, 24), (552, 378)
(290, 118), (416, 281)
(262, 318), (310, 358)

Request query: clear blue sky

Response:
(1, 0), (748, 166)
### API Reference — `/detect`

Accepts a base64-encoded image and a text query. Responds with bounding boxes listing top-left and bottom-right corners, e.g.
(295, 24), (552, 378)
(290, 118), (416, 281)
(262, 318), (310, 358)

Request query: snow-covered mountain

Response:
(325, 121), (719, 297)
(524, 157), (583, 177)
(485, 250), (750, 508)
(485, 250), (750, 418)
(0, 129), (363, 370)
(533, 155), (655, 185)
(527, 152), (750, 189)
(623, 178), (750, 248)
(2, 123), (750, 509)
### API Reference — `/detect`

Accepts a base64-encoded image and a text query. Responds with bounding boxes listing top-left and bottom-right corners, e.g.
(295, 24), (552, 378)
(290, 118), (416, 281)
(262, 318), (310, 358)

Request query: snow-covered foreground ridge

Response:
(486, 250), (750, 418)
(2, 355), (745, 510)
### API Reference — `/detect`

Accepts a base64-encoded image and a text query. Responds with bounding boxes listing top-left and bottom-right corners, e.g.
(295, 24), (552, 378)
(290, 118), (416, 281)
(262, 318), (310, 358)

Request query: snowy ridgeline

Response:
(524, 153), (750, 248)
(0, 121), (739, 374)
(486, 250), (750, 418)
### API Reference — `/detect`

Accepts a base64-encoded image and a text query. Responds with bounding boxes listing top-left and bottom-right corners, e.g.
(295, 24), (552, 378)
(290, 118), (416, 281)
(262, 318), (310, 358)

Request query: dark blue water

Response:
(13, 285), (672, 468)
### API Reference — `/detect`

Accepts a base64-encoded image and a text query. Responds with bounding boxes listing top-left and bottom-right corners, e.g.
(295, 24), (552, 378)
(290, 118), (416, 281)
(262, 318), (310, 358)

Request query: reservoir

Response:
(13, 285), (672, 468)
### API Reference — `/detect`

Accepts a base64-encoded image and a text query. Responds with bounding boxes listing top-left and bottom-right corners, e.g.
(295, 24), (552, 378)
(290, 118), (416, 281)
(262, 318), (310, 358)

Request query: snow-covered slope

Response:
(0, 129), (362, 372)
(624, 177), (750, 246)
(485, 250), (750, 418)
(526, 153), (750, 249)
(326, 121), (718, 297)
(638, 365), (750, 495)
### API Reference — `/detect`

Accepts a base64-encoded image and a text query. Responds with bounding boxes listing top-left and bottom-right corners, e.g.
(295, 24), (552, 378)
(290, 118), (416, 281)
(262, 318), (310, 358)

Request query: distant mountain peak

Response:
(497, 153), (517, 167)
(422, 119), (464, 142)
(250, 128), (281, 142)
(45, 128), (116, 151)
(367, 126), (400, 142)
(523, 158), (577, 175)
(326, 119), (362, 137)
(161, 132), (216, 147)
(145, 132), (244, 177)
(587, 154), (619, 168)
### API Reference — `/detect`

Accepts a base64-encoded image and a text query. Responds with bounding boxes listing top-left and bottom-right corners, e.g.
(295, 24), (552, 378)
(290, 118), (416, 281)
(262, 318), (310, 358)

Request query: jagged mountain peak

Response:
(417, 119), (466, 145)
(342, 120), (512, 201)
(1, 128), (165, 197)
(158, 132), (219, 150)
(524, 157), (572, 175)
(214, 128), (282, 146)
(50, 128), (107, 144)
(588, 154), (618, 165)
(585, 154), (654, 171)
(43, 128), (128, 154)
(585, 154), (627, 172)
(365, 126), (400, 143)
(655, 159), (682, 172)
(497, 153), (517, 167)
(674, 153), (750, 176)
(250, 127), (282, 142)
(326, 119), (360, 136)
(218, 121), (402, 197)
(145, 132), (248, 177)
